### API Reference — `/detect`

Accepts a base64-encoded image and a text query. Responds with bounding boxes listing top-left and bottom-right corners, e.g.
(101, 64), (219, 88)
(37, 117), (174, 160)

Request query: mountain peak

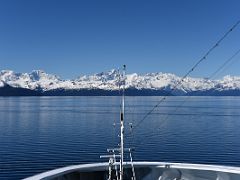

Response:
(31, 69), (46, 74)
(0, 70), (14, 75)
(0, 69), (240, 94)
(30, 70), (46, 80)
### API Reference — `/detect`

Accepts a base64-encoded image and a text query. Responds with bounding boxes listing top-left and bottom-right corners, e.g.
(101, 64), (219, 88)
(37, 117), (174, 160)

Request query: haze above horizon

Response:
(0, 0), (240, 79)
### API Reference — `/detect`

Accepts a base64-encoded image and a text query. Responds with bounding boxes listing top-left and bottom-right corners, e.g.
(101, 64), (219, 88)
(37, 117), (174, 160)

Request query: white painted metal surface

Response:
(24, 162), (240, 180)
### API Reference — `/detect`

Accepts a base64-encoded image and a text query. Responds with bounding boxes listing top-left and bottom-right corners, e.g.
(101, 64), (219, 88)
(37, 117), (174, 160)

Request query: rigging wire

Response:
(209, 48), (240, 79)
(131, 20), (240, 132)
(129, 46), (240, 147)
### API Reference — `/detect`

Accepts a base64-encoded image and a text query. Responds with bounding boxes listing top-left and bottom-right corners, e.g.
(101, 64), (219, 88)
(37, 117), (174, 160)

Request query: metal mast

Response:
(100, 65), (131, 180)
(120, 64), (126, 180)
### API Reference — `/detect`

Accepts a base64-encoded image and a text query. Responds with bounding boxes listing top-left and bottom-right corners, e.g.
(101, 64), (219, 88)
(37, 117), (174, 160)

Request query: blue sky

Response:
(0, 0), (239, 79)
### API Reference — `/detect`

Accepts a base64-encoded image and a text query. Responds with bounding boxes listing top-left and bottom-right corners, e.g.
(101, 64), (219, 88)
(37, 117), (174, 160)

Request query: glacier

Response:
(0, 69), (240, 96)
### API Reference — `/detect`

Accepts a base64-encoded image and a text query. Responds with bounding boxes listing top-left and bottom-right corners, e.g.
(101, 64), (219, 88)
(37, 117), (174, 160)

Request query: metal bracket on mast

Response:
(100, 154), (120, 180)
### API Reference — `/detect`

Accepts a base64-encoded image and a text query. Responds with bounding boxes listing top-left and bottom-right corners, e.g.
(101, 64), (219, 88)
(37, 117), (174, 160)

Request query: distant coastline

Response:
(1, 84), (240, 96)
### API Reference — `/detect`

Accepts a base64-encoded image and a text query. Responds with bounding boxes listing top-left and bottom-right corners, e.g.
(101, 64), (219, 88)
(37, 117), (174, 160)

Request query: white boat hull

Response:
(24, 162), (240, 180)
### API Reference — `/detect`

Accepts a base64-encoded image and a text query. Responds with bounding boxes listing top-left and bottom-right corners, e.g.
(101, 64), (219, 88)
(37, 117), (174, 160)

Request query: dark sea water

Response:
(0, 96), (240, 179)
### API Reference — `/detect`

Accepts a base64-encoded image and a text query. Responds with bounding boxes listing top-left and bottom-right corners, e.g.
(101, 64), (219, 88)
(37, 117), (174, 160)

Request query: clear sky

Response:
(0, 0), (239, 79)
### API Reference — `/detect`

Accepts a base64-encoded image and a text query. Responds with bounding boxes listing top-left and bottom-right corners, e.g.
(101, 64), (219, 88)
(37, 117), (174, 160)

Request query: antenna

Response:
(120, 64), (126, 180)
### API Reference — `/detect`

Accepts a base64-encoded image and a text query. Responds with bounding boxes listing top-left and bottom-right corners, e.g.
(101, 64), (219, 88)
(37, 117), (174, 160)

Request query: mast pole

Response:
(120, 65), (126, 180)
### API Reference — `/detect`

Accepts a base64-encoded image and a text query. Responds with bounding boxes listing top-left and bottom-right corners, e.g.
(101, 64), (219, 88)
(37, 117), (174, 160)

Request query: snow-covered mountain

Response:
(1, 69), (240, 95)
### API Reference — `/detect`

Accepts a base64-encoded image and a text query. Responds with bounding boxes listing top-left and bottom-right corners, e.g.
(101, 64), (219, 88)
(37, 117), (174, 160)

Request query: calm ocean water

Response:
(0, 96), (240, 179)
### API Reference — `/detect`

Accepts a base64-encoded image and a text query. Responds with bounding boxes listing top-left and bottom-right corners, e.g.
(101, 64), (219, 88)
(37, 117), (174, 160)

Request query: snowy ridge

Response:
(1, 69), (240, 95)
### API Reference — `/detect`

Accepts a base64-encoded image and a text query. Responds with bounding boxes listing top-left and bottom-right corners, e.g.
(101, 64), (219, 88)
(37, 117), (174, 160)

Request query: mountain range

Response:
(1, 69), (240, 96)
